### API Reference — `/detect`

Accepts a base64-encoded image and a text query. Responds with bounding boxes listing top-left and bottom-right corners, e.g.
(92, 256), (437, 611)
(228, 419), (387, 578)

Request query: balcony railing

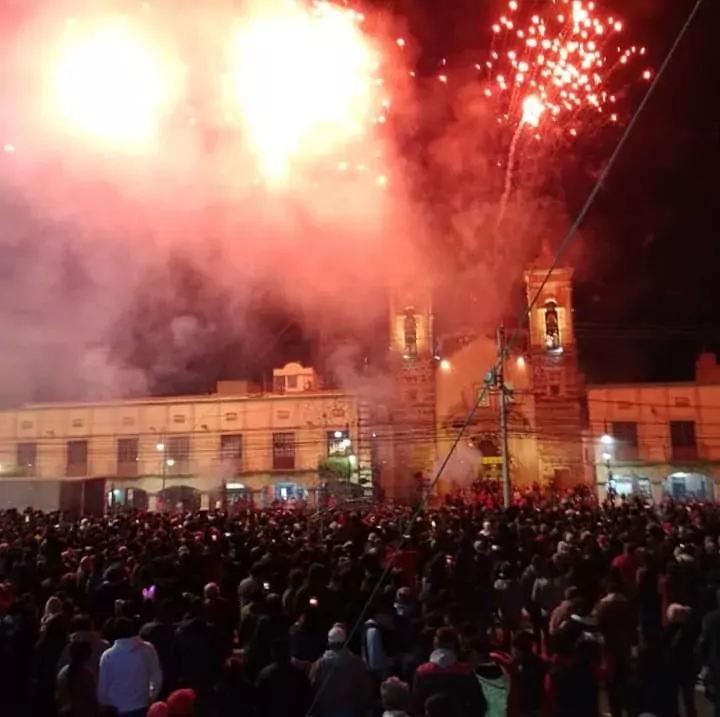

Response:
(219, 457), (244, 476)
(167, 460), (191, 476)
(614, 445), (640, 462)
(66, 462), (88, 478)
(273, 455), (296, 471)
(671, 445), (699, 462)
(116, 461), (139, 478)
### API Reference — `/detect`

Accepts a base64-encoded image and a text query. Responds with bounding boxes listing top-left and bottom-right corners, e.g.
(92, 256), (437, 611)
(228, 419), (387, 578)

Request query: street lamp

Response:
(600, 434), (614, 493)
(156, 440), (169, 494)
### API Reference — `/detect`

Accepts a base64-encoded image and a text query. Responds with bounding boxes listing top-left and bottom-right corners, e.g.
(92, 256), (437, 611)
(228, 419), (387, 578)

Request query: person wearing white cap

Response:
(308, 623), (373, 717)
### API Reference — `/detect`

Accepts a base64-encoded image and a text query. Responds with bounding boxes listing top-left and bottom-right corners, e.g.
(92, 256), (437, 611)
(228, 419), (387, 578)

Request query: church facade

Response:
(383, 245), (588, 498)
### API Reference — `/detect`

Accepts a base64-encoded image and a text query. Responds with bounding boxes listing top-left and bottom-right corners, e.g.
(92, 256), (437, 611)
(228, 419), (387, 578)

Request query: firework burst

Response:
(226, 0), (391, 187)
(486, 0), (651, 138)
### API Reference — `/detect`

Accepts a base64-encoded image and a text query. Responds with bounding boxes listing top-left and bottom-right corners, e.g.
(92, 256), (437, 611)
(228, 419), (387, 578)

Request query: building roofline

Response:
(13, 390), (353, 412)
(587, 381), (720, 390)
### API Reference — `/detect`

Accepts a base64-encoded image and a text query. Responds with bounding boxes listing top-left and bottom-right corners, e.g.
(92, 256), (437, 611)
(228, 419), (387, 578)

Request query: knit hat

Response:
(328, 623), (347, 646)
(167, 689), (196, 716)
(147, 703), (168, 717)
(381, 677), (410, 711)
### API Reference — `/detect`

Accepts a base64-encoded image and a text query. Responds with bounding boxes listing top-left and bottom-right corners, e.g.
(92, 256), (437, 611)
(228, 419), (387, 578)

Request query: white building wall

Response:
(0, 389), (366, 505)
(587, 382), (720, 500)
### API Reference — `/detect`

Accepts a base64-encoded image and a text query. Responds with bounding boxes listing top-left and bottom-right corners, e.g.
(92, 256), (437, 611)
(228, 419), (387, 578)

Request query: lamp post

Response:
(156, 441), (168, 493)
(601, 433), (614, 494)
(496, 325), (511, 509)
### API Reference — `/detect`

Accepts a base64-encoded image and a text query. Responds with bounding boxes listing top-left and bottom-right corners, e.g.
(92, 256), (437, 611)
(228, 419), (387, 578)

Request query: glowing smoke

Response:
(0, 0), (422, 404)
(0, 0), (606, 406)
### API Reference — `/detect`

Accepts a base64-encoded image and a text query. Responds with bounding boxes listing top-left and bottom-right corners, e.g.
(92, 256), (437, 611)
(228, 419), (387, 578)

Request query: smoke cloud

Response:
(0, 1), (572, 407)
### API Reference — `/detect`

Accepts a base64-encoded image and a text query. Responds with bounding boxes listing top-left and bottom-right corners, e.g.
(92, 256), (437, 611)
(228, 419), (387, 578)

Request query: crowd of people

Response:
(1, 491), (720, 717)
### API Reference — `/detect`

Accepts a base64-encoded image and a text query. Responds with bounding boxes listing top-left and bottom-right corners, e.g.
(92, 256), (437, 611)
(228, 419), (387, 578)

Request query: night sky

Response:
(1, 0), (718, 401)
(569, 0), (720, 384)
(396, 0), (720, 385)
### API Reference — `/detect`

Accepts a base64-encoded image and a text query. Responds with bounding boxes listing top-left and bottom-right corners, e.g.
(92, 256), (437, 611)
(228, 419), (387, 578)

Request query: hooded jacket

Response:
(412, 649), (487, 717)
(98, 636), (163, 713)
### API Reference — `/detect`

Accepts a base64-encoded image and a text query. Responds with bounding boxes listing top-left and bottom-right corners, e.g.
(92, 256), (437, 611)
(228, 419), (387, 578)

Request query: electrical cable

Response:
(305, 1), (706, 713)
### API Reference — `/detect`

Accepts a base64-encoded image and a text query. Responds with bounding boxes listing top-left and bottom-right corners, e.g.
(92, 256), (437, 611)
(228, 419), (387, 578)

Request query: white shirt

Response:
(98, 636), (163, 713)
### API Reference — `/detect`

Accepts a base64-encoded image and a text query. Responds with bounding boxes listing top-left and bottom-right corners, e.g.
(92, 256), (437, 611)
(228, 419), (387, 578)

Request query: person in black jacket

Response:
(140, 601), (179, 699)
(256, 638), (312, 717)
(699, 595), (720, 715)
(175, 598), (224, 711)
(665, 604), (698, 717)
(215, 658), (258, 717)
(510, 631), (549, 716)
(545, 631), (600, 717)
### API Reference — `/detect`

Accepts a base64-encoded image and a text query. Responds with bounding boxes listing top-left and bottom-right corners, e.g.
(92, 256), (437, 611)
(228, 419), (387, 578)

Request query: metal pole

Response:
(603, 420), (614, 494)
(161, 440), (167, 494)
(497, 325), (511, 508)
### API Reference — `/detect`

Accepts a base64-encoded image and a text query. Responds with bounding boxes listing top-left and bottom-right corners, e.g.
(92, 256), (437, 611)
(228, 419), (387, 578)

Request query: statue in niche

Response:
(403, 308), (418, 355)
(544, 301), (561, 350)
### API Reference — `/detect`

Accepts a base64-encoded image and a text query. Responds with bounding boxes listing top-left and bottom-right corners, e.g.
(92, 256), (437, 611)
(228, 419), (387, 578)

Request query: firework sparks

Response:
(487, 0), (651, 135)
(227, 0), (385, 185)
(521, 94), (544, 127)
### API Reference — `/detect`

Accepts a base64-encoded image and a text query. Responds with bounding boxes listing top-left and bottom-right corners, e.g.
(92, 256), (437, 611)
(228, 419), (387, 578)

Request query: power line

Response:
(305, 1), (707, 713)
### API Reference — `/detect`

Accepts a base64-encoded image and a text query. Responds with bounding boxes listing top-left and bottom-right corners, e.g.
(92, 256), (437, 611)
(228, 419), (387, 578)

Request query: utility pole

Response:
(497, 325), (511, 508)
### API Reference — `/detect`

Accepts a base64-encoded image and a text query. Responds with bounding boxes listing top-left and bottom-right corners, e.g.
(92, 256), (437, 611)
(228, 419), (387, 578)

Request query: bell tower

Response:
(524, 243), (584, 489)
(387, 287), (437, 500)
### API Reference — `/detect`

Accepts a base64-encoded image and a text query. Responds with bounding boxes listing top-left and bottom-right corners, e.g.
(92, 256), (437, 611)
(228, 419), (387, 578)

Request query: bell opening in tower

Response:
(403, 308), (418, 358)
(543, 300), (562, 354)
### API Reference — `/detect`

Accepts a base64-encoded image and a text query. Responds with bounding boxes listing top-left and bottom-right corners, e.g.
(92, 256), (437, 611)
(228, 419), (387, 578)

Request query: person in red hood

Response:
(412, 627), (486, 717)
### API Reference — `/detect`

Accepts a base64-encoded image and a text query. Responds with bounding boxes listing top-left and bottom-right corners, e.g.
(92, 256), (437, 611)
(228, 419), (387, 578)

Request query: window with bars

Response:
(116, 437), (139, 476)
(272, 432), (296, 470)
(220, 434), (243, 459)
(16, 442), (37, 474)
(611, 421), (639, 461)
(66, 440), (88, 477)
(167, 436), (191, 474)
(669, 420), (698, 461)
(220, 434), (243, 475)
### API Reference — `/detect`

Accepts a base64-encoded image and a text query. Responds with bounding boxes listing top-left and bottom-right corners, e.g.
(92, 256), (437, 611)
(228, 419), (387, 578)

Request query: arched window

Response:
(403, 308), (418, 356)
(544, 300), (561, 351)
